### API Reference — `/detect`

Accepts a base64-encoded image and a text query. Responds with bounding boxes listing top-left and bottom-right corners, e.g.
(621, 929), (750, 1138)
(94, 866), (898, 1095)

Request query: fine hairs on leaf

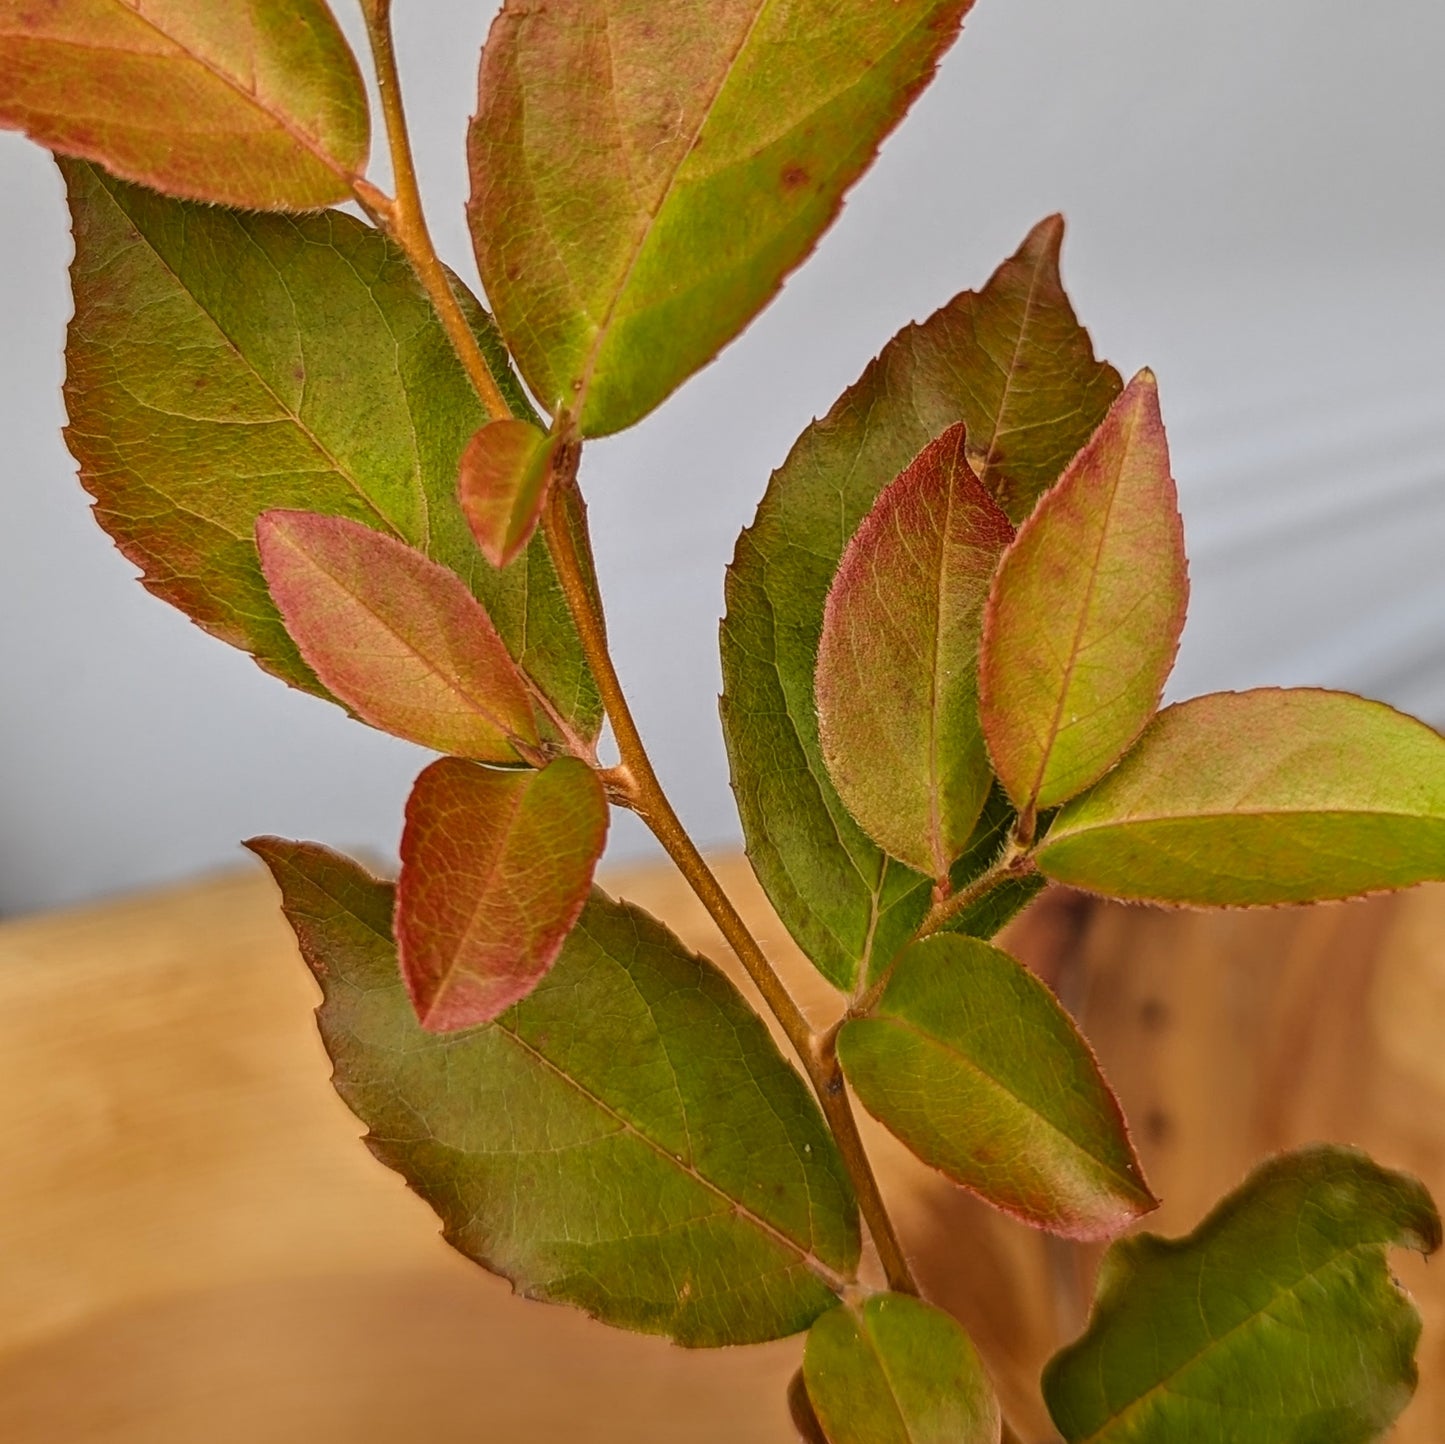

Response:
(7, 2), (1445, 1441)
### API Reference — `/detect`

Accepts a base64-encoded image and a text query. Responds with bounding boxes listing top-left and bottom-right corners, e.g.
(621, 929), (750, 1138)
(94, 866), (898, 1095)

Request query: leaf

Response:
(1, 1), (368, 209)
(802, 1294), (1001, 1444)
(816, 424), (1013, 881)
(248, 838), (860, 1347)
(979, 372), (1188, 817)
(396, 757), (608, 1030)
(1036, 688), (1445, 906)
(838, 934), (1154, 1238)
(458, 417), (559, 568)
(721, 219), (1120, 989)
(257, 512), (538, 762)
(789, 1370), (831, 1444)
(468, 0), (976, 437)
(1042, 1146), (1442, 1443)
(61, 159), (600, 741)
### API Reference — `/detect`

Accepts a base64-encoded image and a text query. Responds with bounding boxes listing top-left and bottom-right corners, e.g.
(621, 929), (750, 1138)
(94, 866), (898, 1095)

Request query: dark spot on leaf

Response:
(781, 162), (810, 193)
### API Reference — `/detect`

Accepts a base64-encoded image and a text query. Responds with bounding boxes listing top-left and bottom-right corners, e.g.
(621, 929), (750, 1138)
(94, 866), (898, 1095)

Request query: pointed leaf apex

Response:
(1022, 212), (1067, 261)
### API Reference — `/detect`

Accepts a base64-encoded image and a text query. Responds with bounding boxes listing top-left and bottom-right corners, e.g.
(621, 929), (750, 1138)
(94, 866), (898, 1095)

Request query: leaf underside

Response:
(1043, 1146), (1442, 1443)
(61, 159), (600, 741)
(803, 1294), (1001, 1444)
(839, 935), (1154, 1238)
(720, 218), (1120, 989)
(1038, 688), (1445, 906)
(2, 0), (370, 209)
(250, 838), (860, 1348)
(468, 0), (976, 436)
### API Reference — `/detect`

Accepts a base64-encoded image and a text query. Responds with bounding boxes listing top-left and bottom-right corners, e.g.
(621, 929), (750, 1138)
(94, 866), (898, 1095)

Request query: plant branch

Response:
(540, 473), (918, 1298)
(920, 841), (1036, 940)
(848, 843), (1037, 1020)
(355, 0), (512, 423)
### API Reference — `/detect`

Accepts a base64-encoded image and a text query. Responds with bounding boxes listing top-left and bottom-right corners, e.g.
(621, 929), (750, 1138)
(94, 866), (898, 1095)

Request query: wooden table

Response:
(1, 858), (1441, 1442)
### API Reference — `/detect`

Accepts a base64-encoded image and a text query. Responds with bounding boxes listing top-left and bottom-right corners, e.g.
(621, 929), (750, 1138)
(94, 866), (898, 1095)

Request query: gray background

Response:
(2, 0), (1443, 914)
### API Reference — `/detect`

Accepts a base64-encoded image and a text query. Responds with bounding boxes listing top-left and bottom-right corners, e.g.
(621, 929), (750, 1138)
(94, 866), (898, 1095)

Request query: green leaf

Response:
(802, 1294), (1001, 1444)
(721, 219), (1119, 990)
(838, 935), (1154, 1238)
(467, 0), (976, 437)
(396, 758), (608, 1030)
(980, 372), (1188, 816)
(248, 837), (860, 1346)
(1043, 1146), (1442, 1443)
(257, 511), (538, 762)
(1, 1), (368, 209)
(458, 418), (560, 568)
(816, 424), (1014, 882)
(61, 159), (599, 741)
(1037, 687), (1445, 906)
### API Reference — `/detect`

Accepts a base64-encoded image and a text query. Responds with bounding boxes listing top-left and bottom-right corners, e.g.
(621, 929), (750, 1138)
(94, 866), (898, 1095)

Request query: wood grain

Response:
(0, 858), (1440, 1441)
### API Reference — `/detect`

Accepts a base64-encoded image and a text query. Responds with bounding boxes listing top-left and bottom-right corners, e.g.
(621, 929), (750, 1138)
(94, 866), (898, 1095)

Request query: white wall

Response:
(2, 0), (1442, 913)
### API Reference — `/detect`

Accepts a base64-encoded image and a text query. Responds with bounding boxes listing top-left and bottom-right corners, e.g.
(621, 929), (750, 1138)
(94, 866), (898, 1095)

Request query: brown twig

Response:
(540, 473), (918, 1298)
(355, 0), (512, 423)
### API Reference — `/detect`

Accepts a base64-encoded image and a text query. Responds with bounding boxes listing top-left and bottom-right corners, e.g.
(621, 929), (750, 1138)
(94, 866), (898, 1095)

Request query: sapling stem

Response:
(355, 0), (513, 424)
(539, 473), (920, 1299)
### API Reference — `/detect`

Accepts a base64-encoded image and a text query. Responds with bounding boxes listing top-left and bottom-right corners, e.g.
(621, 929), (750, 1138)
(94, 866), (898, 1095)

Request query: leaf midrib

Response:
(1022, 400), (1139, 812)
(491, 1008), (852, 1294)
(570, 0), (777, 410)
(1048, 803), (1445, 846)
(862, 1011), (1140, 1199)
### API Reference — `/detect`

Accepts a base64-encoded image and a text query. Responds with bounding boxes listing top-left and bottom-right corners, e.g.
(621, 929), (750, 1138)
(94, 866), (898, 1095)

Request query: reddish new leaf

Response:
(256, 510), (538, 762)
(1037, 688), (1445, 906)
(817, 425), (1014, 881)
(396, 757), (609, 1030)
(980, 372), (1187, 816)
(0, 1), (369, 209)
(458, 418), (559, 568)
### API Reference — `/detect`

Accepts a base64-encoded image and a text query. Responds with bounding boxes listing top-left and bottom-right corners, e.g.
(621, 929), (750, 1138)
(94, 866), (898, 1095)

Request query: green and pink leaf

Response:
(396, 757), (608, 1030)
(839, 935), (1154, 1238)
(980, 371), (1187, 818)
(257, 511), (539, 763)
(1037, 688), (1445, 906)
(817, 424), (1013, 881)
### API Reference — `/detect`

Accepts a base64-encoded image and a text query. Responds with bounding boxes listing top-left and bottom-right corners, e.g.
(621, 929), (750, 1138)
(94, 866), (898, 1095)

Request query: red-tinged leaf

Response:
(256, 511), (538, 762)
(816, 425), (1014, 881)
(396, 757), (609, 1031)
(720, 218), (1120, 988)
(1, 1), (369, 209)
(838, 935), (1156, 1239)
(458, 418), (560, 568)
(980, 372), (1188, 817)
(468, 0), (976, 437)
(1036, 688), (1445, 906)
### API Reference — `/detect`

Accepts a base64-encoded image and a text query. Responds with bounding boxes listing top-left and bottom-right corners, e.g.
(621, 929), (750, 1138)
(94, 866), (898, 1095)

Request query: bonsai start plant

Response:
(5, 2), (1445, 1439)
